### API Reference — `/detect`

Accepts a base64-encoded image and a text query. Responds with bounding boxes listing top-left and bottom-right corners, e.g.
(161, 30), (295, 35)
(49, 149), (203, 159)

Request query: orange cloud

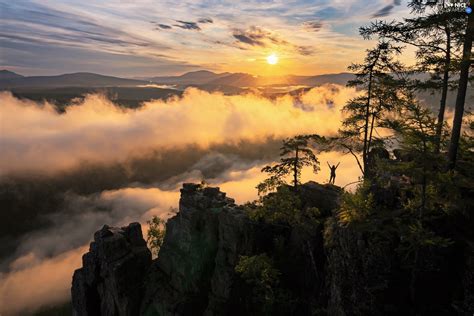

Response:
(0, 85), (359, 176)
(0, 246), (87, 316)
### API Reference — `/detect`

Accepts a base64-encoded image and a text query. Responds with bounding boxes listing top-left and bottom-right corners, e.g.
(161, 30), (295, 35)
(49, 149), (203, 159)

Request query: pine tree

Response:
(257, 135), (320, 194)
(339, 41), (405, 176)
(360, 5), (465, 153)
(448, 11), (474, 169)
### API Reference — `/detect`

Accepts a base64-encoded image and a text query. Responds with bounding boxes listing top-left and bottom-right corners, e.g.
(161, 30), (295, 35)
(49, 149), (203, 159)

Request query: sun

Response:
(266, 53), (279, 65)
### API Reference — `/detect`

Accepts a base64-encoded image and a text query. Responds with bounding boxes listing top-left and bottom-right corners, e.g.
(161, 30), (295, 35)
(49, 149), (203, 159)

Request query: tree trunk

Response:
(294, 147), (299, 189)
(448, 13), (473, 169)
(435, 28), (451, 154)
(363, 68), (374, 175)
(367, 99), (379, 155)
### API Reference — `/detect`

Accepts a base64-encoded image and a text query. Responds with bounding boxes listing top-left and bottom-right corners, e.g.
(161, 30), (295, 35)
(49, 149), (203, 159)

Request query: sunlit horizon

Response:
(1, 1), (417, 77)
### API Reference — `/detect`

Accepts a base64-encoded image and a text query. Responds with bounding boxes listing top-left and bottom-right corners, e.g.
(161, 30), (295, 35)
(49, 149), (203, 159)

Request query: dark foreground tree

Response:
(448, 11), (474, 169)
(360, 6), (465, 153)
(383, 97), (457, 305)
(339, 41), (405, 176)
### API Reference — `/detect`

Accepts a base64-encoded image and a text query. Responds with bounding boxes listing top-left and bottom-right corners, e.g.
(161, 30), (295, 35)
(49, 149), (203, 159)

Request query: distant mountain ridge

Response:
(0, 70), (24, 80)
(149, 70), (231, 85)
(0, 71), (147, 89)
(0, 69), (355, 89)
(146, 71), (355, 88)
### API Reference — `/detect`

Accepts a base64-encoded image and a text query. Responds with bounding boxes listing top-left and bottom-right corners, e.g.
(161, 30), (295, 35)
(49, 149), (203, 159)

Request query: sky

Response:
(0, 0), (412, 77)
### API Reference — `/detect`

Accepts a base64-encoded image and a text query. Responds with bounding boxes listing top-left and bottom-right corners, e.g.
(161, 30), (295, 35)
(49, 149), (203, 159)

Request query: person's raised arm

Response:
(327, 162), (331, 168)
(336, 162), (340, 169)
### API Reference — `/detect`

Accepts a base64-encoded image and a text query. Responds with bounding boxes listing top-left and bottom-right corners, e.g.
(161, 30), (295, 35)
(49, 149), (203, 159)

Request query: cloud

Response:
(371, 0), (402, 18)
(231, 26), (315, 56)
(0, 85), (359, 175)
(372, 5), (395, 18)
(302, 21), (323, 32)
(198, 18), (213, 24)
(232, 26), (280, 47)
(174, 20), (201, 30)
(0, 2), (205, 76)
(1, 39), (199, 77)
(1, 2), (159, 50)
(157, 24), (172, 30)
(232, 31), (264, 46)
(9, 188), (179, 262)
(296, 45), (315, 56)
(0, 246), (87, 316)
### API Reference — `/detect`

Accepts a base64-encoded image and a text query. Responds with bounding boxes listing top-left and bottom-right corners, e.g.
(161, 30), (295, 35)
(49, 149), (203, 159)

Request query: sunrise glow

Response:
(266, 54), (279, 65)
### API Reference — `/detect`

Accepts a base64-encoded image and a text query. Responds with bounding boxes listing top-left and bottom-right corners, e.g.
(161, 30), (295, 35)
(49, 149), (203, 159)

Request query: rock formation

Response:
(72, 182), (341, 316)
(140, 183), (254, 315)
(71, 223), (152, 316)
(72, 181), (472, 315)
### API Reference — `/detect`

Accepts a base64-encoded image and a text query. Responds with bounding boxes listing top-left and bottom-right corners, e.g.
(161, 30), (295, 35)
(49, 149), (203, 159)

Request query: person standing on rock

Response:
(327, 162), (340, 184)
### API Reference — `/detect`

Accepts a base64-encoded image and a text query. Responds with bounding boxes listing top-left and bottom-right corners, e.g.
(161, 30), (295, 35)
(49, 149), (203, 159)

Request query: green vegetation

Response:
(235, 254), (281, 314)
(247, 186), (321, 233)
(147, 216), (166, 257)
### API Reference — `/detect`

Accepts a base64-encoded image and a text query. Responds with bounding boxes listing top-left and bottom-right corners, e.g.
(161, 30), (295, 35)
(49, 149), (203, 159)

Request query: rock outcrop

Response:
(71, 180), (473, 315)
(140, 183), (254, 315)
(297, 181), (341, 215)
(71, 223), (152, 316)
(71, 182), (341, 316)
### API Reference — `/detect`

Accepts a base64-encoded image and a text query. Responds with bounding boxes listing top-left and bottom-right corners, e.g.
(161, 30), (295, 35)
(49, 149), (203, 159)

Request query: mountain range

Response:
(0, 71), (147, 89)
(0, 70), (355, 89)
(146, 70), (355, 87)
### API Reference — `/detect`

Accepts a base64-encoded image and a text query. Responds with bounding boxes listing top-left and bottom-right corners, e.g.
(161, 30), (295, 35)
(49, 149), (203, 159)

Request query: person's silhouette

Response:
(327, 162), (340, 184)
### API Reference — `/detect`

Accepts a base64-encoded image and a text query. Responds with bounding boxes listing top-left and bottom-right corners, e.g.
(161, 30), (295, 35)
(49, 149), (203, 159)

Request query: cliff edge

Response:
(72, 182), (340, 316)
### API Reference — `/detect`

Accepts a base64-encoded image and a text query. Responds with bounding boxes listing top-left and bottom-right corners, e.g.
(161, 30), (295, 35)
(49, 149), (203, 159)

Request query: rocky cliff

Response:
(72, 223), (152, 315)
(71, 181), (472, 315)
(72, 182), (340, 315)
(140, 184), (253, 315)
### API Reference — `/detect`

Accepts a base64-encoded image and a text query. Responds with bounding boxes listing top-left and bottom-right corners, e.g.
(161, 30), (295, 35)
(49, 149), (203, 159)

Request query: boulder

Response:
(297, 181), (342, 215)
